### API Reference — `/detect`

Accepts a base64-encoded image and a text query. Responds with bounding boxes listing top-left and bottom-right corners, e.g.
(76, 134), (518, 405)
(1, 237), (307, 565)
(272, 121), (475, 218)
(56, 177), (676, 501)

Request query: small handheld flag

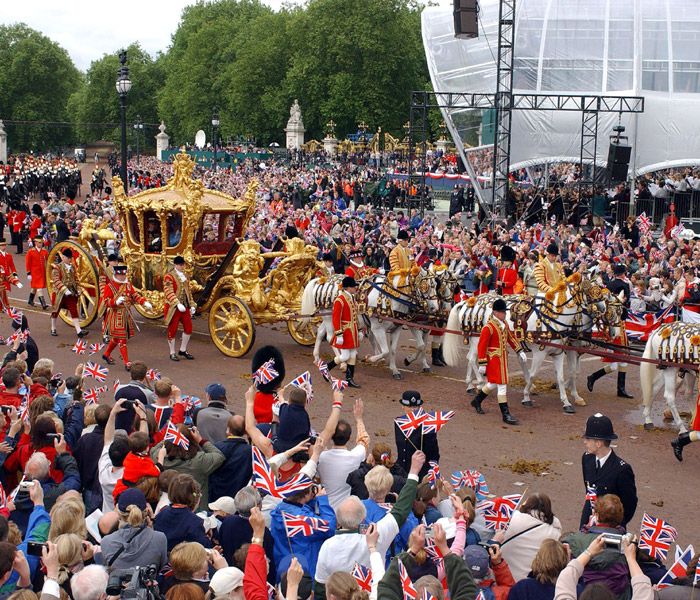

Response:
(146, 368), (161, 382)
(638, 513), (677, 562)
(72, 340), (87, 355)
(330, 377), (348, 392)
(351, 563), (372, 593)
(397, 559), (417, 600)
(254, 359), (278, 386)
(84, 361), (109, 383)
(164, 422), (190, 450)
(281, 512), (330, 537)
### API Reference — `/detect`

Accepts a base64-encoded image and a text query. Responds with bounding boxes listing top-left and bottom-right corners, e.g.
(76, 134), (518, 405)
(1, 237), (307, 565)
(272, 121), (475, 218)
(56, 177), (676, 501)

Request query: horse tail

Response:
(443, 303), (466, 367)
(300, 279), (318, 321)
(640, 335), (656, 411)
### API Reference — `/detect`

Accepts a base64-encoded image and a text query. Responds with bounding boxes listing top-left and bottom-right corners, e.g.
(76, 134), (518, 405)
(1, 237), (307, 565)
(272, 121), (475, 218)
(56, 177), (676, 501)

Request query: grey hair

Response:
(71, 565), (109, 600)
(415, 575), (444, 600)
(336, 496), (367, 530)
(234, 486), (261, 517)
(34, 358), (55, 373)
(25, 452), (51, 480)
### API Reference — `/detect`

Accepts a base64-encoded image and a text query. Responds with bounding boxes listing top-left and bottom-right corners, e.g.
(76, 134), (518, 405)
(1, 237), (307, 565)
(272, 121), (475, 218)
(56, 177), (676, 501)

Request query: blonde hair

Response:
(6, 522), (21, 546)
(8, 590), (39, 600)
(170, 542), (208, 580)
(326, 572), (369, 600)
(364, 466), (393, 500)
(49, 497), (87, 541)
(83, 405), (96, 427)
(55, 533), (83, 584)
(119, 503), (147, 528)
(531, 539), (569, 585)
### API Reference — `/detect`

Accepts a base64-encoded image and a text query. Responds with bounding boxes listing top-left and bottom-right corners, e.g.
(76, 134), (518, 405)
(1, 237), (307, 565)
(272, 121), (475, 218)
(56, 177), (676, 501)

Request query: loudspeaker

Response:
(454, 0), (479, 39)
(607, 142), (631, 183)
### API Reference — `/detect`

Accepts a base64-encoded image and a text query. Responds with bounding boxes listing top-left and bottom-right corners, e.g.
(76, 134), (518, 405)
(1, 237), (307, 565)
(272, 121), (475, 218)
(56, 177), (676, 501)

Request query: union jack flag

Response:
(476, 592), (487, 600)
(426, 461), (440, 488)
(153, 406), (169, 430)
(84, 361), (109, 383)
(477, 494), (522, 531)
(251, 447), (312, 499)
(585, 484), (597, 509)
(266, 583), (276, 600)
(638, 513), (677, 562)
(657, 544), (695, 589)
(181, 395), (202, 414)
(423, 535), (443, 564)
(330, 377), (348, 392)
(5, 307), (23, 324)
(89, 342), (105, 355)
(146, 368), (161, 382)
(254, 359), (278, 386)
(671, 222), (685, 240)
(289, 371), (313, 402)
(395, 408), (428, 438)
(625, 306), (675, 342)
(281, 511), (330, 537)
(351, 563), (372, 593)
(83, 388), (100, 405)
(450, 470), (489, 500)
(0, 483), (7, 510)
(113, 379), (121, 393)
(72, 340), (87, 355)
(18, 402), (29, 424)
(315, 359), (329, 379)
(636, 212), (651, 235)
(421, 410), (455, 434)
(695, 557), (700, 587)
(398, 559), (417, 600)
(164, 421), (190, 450)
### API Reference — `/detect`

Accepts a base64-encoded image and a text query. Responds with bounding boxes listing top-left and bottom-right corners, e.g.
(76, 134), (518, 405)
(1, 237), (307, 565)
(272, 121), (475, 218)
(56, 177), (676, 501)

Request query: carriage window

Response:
(128, 212), (140, 244)
(223, 213), (243, 242)
(166, 213), (183, 248)
(144, 211), (162, 253)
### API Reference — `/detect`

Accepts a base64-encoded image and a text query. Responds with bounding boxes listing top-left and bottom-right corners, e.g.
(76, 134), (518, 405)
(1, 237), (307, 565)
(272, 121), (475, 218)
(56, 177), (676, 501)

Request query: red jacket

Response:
(331, 291), (359, 349)
(25, 247), (48, 289)
(477, 317), (521, 385)
(4, 443), (64, 484)
(113, 452), (160, 500)
(0, 390), (24, 408)
(476, 559), (516, 600)
(254, 391), (275, 424)
(497, 265), (518, 296)
(243, 543), (269, 600)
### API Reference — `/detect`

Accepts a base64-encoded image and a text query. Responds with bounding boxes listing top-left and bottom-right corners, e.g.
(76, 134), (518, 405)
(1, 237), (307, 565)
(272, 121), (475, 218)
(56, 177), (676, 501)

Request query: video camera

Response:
(106, 565), (163, 600)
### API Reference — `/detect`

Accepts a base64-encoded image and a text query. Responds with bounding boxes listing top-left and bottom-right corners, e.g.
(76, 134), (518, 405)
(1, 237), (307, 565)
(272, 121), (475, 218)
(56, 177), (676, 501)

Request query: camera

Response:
(106, 565), (163, 600)
(424, 527), (434, 539)
(19, 481), (35, 491)
(358, 523), (369, 535)
(46, 433), (61, 442)
(26, 541), (46, 557)
(0, 406), (13, 415)
(601, 532), (633, 554)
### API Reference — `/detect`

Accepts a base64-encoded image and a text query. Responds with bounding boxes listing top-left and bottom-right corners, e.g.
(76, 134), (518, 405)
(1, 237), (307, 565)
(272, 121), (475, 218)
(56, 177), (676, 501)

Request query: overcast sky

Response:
(0, 0), (298, 71)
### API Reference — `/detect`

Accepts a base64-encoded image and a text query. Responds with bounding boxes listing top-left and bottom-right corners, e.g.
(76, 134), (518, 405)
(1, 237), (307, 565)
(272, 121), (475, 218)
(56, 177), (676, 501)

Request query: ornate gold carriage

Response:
(46, 152), (321, 357)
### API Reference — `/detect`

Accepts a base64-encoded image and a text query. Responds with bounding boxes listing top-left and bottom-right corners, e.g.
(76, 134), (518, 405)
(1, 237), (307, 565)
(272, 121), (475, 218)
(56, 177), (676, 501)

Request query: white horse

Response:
(300, 274), (343, 361)
(443, 277), (585, 412)
(639, 322), (698, 433)
(363, 268), (440, 379)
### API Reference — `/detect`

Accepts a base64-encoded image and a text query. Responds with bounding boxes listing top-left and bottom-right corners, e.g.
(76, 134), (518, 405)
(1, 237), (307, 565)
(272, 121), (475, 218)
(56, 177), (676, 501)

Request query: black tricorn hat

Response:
(397, 230), (409, 240)
(251, 345), (285, 393)
(583, 413), (618, 440)
(500, 245), (516, 262)
(113, 264), (128, 274)
(173, 256), (186, 265)
(61, 248), (73, 258)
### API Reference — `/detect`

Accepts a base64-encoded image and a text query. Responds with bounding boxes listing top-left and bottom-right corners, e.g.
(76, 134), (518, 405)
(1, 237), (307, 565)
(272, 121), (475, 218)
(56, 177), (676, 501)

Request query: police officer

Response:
(587, 264), (633, 398)
(580, 413), (637, 529)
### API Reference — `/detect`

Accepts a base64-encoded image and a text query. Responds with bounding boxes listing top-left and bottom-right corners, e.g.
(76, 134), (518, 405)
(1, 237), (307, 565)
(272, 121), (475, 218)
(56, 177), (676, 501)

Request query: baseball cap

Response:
(209, 567), (243, 595)
(205, 383), (226, 401)
(463, 545), (490, 579)
(208, 496), (236, 515)
(117, 488), (147, 512)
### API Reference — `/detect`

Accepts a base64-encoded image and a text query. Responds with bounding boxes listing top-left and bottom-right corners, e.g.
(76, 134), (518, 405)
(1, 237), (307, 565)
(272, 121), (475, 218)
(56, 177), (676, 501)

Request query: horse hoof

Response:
(643, 422), (654, 431)
(574, 398), (587, 407)
(392, 373), (402, 380)
(422, 368), (431, 373)
(563, 405), (576, 414)
(404, 358), (411, 366)
(521, 400), (534, 408)
(466, 387), (475, 394)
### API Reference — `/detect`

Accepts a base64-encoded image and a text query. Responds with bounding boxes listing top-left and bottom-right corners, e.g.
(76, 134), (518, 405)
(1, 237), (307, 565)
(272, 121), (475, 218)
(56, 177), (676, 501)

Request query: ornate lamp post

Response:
(115, 50), (132, 192)
(133, 114), (143, 164)
(211, 108), (220, 170)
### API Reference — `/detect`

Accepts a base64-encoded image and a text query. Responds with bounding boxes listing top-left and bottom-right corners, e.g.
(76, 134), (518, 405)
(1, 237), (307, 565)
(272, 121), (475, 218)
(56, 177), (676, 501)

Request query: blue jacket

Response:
(270, 496), (336, 580)
(208, 437), (252, 503)
(154, 506), (212, 551)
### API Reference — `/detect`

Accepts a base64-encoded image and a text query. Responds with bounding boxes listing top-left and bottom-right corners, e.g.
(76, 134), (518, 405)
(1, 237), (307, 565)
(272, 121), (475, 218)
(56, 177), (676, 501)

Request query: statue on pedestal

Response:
(285, 100), (306, 150)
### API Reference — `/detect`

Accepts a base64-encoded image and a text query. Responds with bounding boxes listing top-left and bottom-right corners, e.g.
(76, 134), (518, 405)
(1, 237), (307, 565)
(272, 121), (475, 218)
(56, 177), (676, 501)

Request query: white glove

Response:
(16, 282), (22, 289)
(27, 275), (31, 281)
(190, 306), (196, 316)
(64, 290), (72, 296)
(116, 296), (125, 305)
(519, 351), (527, 362)
(478, 365), (486, 375)
(144, 302), (153, 310)
(177, 303), (186, 313)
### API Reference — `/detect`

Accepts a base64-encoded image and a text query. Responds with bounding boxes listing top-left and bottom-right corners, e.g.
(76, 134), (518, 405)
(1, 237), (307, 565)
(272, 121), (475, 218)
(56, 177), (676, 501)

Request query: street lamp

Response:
(133, 114), (143, 164)
(115, 50), (132, 192)
(211, 108), (220, 171)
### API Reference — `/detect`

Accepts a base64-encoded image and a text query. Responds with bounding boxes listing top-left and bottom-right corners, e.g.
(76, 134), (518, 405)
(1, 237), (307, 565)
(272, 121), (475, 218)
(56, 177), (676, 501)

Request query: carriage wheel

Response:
(46, 241), (99, 328)
(287, 316), (320, 347)
(208, 296), (256, 358)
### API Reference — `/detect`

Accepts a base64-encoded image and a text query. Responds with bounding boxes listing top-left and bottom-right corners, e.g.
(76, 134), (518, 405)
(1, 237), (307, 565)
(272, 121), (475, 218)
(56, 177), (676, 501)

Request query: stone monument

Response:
(322, 120), (338, 156)
(155, 121), (169, 161)
(285, 99), (306, 150)
(0, 120), (6, 164)
(435, 120), (450, 154)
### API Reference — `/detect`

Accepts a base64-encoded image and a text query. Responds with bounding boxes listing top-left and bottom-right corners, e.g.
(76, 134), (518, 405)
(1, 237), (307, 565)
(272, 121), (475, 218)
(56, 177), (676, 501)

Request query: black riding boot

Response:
(671, 432), (691, 462)
(499, 402), (519, 425)
(470, 390), (487, 414)
(617, 372), (633, 398)
(431, 347), (446, 367)
(346, 364), (360, 388)
(39, 296), (47, 310)
(27, 293), (35, 307)
(587, 368), (607, 392)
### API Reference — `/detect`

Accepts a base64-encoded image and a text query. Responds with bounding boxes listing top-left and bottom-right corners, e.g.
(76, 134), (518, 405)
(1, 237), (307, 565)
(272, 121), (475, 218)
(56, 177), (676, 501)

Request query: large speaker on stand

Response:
(454, 0), (479, 39)
(607, 125), (631, 184)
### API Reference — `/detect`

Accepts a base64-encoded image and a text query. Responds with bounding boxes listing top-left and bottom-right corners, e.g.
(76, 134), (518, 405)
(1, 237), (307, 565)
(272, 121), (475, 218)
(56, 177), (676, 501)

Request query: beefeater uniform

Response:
(97, 264), (116, 319)
(164, 269), (195, 339)
(102, 279), (147, 366)
(50, 262), (80, 319)
(345, 262), (375, 281)
(0, 249), (20, 311)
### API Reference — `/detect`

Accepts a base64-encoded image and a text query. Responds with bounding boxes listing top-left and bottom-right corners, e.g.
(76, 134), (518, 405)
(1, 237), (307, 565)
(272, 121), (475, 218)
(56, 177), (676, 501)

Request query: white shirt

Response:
(596, 449), (612, 470)
(98, 443), (124, 513)
(317, 445), (367, 509)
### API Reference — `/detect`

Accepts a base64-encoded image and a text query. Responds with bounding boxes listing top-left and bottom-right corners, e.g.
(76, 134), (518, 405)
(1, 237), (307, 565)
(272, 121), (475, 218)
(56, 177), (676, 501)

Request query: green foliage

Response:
(0, 23), (81, 151)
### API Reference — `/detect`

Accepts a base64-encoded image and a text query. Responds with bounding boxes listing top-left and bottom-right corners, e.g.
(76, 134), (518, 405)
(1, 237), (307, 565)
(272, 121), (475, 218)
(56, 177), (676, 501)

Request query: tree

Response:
(0, 23), (81, 151)
(69, 43), (163, 149)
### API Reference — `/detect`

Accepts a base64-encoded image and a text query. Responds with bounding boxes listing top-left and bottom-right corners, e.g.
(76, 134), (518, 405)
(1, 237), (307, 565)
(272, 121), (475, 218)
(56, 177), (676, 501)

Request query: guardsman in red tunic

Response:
(25, 236), (48, 309)
(471, 298), (526, 425)
(324, 276), (361, 388)
(671, 392), (700, 461)
(163, 255), (195, 361)
(0, 239), (22, 311)
(101, 264), (152, 370)
(496, 245), (518, 296)
(50, 248), (88, 338)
